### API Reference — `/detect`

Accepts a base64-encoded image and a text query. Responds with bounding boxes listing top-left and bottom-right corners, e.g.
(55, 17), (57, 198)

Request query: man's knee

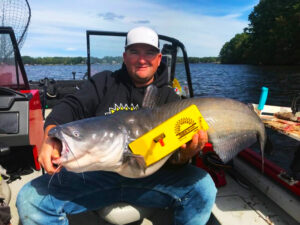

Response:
(16, 181), (54, 224)
(16, 182), (29, 205)
(173, 171), (217, 225)
(16, 180), (45, 213)
(194, 173), (217, 206)
(185, 166), (217, 202)
(16, 182), (33, 210)
(180, 167), (217, 207)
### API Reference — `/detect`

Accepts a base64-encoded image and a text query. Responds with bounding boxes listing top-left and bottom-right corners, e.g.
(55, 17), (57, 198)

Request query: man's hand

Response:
(170, 130), (208, 164)
(38, 125), (62, 174)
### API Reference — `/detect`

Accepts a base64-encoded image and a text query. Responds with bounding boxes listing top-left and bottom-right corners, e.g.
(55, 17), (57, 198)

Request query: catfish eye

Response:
(72, 130), (80, 137)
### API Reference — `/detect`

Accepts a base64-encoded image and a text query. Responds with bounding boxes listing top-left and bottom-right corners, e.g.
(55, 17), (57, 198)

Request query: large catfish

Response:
(49, 95), (266, 178)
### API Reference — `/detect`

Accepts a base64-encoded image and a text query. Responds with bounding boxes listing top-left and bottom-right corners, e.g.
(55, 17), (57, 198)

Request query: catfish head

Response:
(48, 116), (129, 173)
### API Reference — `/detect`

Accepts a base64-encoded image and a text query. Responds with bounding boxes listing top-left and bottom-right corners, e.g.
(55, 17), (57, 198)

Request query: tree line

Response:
(22, 56), (220, 65)
(219, 0), (300, 65)
(22, 56), (86, 65)
(177, 57), (219, 64)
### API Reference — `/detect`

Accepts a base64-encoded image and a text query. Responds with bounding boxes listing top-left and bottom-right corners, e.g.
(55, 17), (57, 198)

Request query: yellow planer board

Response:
(129, 104), (209, 167)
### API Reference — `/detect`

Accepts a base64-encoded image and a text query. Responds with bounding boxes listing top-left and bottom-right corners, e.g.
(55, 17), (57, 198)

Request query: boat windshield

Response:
(0, 27), (28, 90)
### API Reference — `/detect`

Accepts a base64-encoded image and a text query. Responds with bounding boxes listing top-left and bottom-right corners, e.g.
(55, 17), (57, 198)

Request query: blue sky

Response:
(20, 0), (259, 57)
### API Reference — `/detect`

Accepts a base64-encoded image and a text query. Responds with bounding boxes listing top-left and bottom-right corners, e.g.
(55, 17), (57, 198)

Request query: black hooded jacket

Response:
(45, 63), (180, 127)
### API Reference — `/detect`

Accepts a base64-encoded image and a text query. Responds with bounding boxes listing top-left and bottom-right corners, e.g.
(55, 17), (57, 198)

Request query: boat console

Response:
(0, 87), (31, 147)
(0, 27), (43, 174)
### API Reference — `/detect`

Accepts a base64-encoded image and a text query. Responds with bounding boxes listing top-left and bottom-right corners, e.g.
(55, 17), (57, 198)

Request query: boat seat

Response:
(68, 203), (173, 225)
(97, 203), (173, 225)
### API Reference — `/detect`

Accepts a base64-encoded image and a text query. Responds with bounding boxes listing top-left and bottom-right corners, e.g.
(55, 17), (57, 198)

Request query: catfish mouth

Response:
(51, 135), (86, 172)
(48, 127), (73, 156)
(50, 137), (68, 165)
(48, 130), (76, 165)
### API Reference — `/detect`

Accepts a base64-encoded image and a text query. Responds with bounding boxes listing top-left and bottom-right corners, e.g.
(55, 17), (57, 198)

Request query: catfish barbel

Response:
(49, 97), (266, 178)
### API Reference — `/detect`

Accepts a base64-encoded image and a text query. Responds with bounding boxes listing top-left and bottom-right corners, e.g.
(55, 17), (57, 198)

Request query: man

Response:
(16, 26), (217, 225)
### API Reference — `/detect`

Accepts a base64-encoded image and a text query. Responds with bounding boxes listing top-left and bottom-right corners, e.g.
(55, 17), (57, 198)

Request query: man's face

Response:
(123, 44), (162, 87)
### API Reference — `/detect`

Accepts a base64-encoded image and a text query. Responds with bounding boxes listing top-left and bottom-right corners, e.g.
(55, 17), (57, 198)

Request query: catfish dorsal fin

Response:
(142, 84), (159, 109)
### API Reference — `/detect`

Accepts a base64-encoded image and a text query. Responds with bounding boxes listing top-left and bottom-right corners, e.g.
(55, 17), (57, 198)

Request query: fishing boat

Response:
(1, 26), (300, 225)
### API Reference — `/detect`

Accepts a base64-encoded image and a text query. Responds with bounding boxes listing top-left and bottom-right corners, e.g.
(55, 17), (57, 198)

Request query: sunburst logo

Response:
(105, 103), (139, 115)
(174, 117), (198, 140)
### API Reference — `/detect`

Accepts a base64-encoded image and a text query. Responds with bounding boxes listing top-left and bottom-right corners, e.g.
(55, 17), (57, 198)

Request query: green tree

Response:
(248, 0), (300, 64)
(219, 0), (300, 65)
(219, 33), (250, 64)
(22, 56), (35, 64)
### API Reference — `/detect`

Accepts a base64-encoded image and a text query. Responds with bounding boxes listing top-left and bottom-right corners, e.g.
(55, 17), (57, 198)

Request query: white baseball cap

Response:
(125, 26), (160, 50)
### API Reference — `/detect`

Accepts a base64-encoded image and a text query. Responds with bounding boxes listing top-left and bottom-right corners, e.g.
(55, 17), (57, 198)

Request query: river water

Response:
(25, 63), (300, 107)
(25, 63), (300, 174)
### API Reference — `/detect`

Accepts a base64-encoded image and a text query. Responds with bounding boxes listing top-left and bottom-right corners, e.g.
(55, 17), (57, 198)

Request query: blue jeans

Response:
(16, 165), (217, 225)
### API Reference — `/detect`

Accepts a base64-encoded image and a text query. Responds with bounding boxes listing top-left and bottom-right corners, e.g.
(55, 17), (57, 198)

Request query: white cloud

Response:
(65, 47), (77, 51)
